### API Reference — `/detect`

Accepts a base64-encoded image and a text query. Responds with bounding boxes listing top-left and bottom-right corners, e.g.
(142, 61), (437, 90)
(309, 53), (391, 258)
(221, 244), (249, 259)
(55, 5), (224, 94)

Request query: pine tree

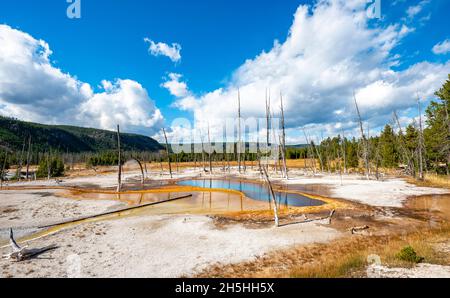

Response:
(425, 74), (450, 175)
(379, 124), (398, 168)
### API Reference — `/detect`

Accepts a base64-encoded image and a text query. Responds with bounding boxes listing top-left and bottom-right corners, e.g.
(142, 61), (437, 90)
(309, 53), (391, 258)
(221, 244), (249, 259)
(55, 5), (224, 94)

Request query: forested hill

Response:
(0, 116), (164, 153)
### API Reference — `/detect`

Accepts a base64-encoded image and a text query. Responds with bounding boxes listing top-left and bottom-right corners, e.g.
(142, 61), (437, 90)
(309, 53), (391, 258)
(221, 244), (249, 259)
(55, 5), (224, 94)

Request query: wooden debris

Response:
(2, 229), (57, 262)
(351, 225), (370, 234)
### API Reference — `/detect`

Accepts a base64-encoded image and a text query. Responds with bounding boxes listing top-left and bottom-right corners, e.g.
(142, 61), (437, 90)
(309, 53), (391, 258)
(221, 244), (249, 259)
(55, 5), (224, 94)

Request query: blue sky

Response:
(0, 0), (449, 143)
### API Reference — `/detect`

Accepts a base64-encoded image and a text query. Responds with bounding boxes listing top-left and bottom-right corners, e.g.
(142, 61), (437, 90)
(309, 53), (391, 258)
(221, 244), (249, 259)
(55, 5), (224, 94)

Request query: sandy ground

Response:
(279, 172), (450, 208)
(0, 214), (338, 278)
(0, 189), (125, 241)
(367, 264), (450, 278)
(1, 168), (449, 278)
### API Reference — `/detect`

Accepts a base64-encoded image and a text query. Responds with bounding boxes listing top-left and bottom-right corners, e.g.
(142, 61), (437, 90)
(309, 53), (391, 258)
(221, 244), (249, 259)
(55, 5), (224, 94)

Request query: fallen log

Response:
(38, 194), (193, 229)
(279, 210), (335, 227)
(2, 229), (58, 262)
(351, 225), (370, 234)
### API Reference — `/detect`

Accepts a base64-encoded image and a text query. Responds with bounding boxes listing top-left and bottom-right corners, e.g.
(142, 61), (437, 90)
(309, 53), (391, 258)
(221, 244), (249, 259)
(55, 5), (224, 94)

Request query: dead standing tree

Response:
(17, 138), (26, 181)
(353, 92), (370, 180)
(25, 136), (32, 180)
(1, 151), (8, 189)
(162, 128), (173, 179)
(393, 111), (415, 177)
(117, 125), (122, 192)
(417, 95), (425, 180)
(237, 89), (242, 174)
(207, 123), (213, 174)
(280, 93), (288, 179)
(259, 157), (279, 227)
(265, 89), (271, 172)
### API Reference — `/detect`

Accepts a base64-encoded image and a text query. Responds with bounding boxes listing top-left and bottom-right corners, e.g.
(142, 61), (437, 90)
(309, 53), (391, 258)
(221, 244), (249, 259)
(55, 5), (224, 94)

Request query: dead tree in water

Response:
(117, 125), (122, 192)
(259, 158), (279, 227)
(353, 92), (370, 180)
(162, 128), (173, 179)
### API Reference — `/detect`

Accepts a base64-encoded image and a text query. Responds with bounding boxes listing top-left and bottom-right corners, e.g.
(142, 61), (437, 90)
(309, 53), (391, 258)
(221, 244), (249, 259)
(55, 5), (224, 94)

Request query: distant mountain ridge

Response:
(0, 116), (163, 153)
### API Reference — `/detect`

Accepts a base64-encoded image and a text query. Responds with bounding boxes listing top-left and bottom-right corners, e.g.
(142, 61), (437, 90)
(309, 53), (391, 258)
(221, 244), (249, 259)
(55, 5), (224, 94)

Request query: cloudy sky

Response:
(0, 0), (449, 144)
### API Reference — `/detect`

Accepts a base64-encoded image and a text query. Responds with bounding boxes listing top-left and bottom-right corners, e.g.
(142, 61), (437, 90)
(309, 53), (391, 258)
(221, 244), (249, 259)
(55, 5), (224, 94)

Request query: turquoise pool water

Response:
(177, 179), (325, 207)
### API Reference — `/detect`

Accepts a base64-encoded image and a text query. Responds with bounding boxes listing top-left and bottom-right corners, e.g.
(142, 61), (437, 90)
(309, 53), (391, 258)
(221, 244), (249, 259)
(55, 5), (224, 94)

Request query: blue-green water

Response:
(178, 179), (325, 207)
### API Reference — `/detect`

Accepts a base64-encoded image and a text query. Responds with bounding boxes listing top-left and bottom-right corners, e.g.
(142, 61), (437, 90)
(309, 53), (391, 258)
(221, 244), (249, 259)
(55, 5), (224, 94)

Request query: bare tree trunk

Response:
(1, 151), (7, 188)
(279, 135), (288, 179)
(417, 96), (424, 180)
(237, 89), (242, 174)
(393, 111), (414, 177)
(17, 138), (26, 181)
(162, 128), (173, 179)
(47, 149), (51, 180)
(280, 93), (288, 179)
(265, 89), (271, 171)
(25, 136), (32, 180)
(342, 130), (347, 174)
(133, 158), (145, 185)
(444, 100), (450, 176)
(353, 92), (370, 180)
(117, 125), (122, 192)
(260, 158), (279, 227)
(208, 123), (213, 174)
(201, 136), (206, 173)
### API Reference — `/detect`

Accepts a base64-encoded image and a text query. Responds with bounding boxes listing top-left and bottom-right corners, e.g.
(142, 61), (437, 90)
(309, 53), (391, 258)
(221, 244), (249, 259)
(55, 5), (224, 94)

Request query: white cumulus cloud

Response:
(144, 38), (181, 62)
(432, 39), (450, 55)
(406, 0), (429, 20)
(0, 24), (164, 135)
(162, 73), (189, 97)
(168, 0), (449, 143)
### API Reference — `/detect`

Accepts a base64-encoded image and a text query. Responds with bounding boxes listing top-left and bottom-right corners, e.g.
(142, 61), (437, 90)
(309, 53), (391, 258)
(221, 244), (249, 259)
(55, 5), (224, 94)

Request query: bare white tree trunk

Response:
(260, 159), (279, 227)
(237, 89), (242, 174)
(417, 95), (425, 180)
(25, 136), (32, 180)
(208, 123), (213, 174)
(353, 92), (370, 180)
(117, 125), (122, 192)
(162, 128), (173, 179)
(280, 93), (288, 179)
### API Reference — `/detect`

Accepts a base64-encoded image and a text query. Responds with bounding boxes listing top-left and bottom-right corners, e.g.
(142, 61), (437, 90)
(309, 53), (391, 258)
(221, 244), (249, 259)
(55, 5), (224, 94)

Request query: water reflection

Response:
(178, 179), (324, 208)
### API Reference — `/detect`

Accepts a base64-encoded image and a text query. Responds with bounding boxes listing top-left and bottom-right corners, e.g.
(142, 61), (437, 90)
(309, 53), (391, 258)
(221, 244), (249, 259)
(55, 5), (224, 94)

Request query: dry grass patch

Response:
(407, 174), (450, 189)
(197, 224), (450, 278)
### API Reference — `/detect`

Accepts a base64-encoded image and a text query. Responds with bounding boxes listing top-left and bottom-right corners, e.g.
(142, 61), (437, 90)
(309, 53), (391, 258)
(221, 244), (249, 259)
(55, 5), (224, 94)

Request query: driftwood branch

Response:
(351, 225), (370, 234)
(278, 210), (336, 227)
(2, 229), (57, 262)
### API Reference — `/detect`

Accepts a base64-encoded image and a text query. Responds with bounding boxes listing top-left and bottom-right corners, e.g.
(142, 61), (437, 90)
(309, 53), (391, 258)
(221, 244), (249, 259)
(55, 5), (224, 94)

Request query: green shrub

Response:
(87, 151), (120, 167)
(396, 246), (424, 264)
(36, 156), (65, 178)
